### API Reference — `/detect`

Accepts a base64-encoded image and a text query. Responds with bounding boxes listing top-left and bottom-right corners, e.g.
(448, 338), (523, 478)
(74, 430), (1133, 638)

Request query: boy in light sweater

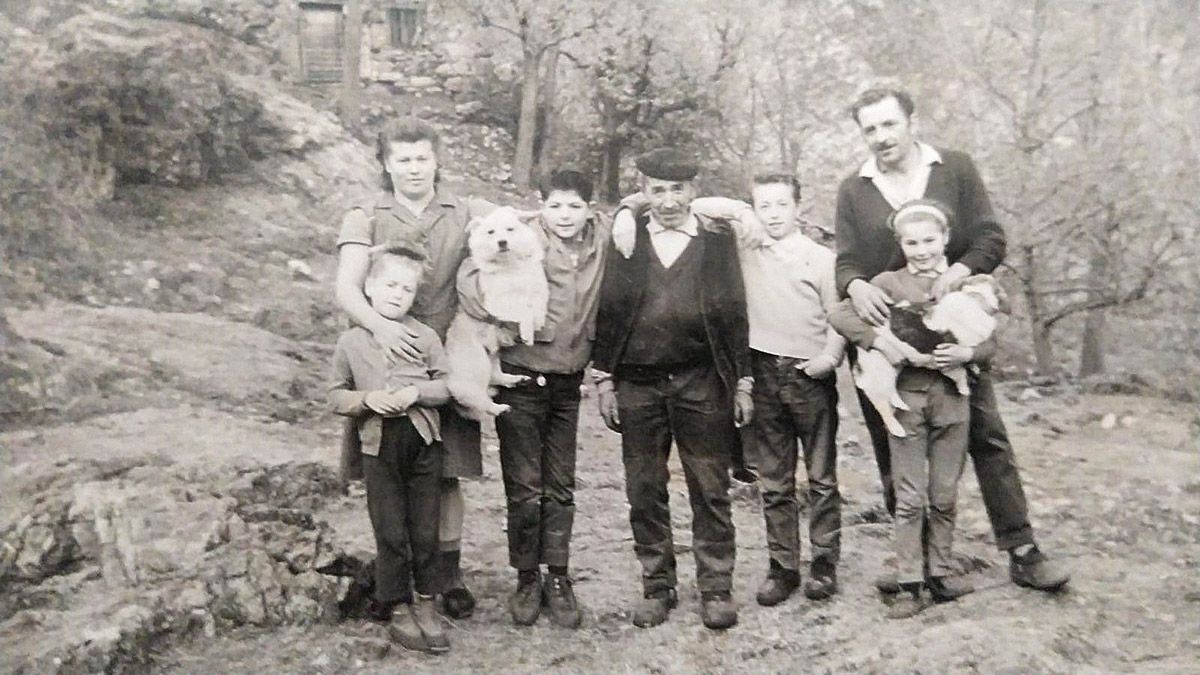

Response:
(685, 174), (847, 605)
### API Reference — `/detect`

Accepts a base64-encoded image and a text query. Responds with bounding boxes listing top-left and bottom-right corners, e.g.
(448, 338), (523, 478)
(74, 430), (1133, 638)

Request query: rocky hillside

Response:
(0, 5), (522, 428)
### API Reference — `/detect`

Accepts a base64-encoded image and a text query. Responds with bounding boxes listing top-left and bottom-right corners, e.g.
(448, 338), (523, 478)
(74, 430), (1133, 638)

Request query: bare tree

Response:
(463, 0), (602, 187)
(338, 0), (362, 135)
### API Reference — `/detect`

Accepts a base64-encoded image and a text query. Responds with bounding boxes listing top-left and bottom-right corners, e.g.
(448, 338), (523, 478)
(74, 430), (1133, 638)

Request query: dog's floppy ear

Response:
(974, 275), (1010, 315)
(959, 274), (1010, 315)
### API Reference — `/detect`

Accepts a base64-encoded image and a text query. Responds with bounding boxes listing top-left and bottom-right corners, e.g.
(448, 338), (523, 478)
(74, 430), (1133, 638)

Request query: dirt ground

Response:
(98, 378), (1199, 673)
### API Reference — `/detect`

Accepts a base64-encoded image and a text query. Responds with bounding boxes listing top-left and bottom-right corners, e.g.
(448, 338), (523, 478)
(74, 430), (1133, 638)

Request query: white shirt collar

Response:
(859, 142), (943, 179)
(647, 213), (699, 237)
(906, 258), (950, 278)
(759, 229), (805, 249)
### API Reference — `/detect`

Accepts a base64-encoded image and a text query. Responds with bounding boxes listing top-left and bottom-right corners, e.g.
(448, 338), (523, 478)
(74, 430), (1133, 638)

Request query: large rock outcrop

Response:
(25, 11), (367, 192)
(1, 425), (363, 674)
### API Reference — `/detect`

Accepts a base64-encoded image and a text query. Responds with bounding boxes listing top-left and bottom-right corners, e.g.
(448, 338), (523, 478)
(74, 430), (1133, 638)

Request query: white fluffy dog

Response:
(445, 207), (549, 420)
(855, 275), (1005, 438)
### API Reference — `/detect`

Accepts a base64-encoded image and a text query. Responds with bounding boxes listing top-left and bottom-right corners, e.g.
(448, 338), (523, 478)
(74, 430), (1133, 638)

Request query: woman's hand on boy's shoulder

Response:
(371, 318), (424, 364)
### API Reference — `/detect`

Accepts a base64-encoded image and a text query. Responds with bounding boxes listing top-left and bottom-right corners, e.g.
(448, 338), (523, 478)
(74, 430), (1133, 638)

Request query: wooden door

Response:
(299, 3), (344, 83)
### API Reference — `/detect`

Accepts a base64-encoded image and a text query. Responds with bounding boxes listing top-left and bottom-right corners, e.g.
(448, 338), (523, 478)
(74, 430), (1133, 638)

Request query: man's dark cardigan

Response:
(593, 213), (750, 394)
(833, 147), (1007, 297)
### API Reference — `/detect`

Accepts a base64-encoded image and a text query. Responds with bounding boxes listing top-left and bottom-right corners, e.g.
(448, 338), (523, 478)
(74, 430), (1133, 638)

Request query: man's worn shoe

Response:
(508, 572), (543, 626)
(412, 594), (449, 654)
(755, 569), (800, 607)
(543, 574), (582, 628)
(700, 592), (738, 630)
(874, 568), (901, 594)
(928, 575), (974, 602)
(1010, 546), (1070, 592)
(804, 559), (839, 601)
(631, 589), (677, 628)
(885, 592), (928, 620)
(387, 605), (432, 653)
(442, 586), (476, 619)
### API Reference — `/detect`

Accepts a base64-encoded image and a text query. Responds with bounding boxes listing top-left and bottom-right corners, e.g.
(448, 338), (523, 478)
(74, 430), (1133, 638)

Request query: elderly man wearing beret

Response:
(591, 148), (753, 630)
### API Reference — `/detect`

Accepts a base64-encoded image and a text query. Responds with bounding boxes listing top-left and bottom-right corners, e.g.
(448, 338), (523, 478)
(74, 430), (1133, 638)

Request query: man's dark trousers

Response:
(363, 417), (444, 604)
(495, 363), (584, 571)
(616, 364), (737, 596)
(751, 351), (841, 572)
(855, 351), (1035, 551)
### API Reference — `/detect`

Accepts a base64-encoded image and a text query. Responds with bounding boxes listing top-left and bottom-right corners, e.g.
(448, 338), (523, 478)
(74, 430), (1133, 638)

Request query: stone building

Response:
(280, 0), (476, 92)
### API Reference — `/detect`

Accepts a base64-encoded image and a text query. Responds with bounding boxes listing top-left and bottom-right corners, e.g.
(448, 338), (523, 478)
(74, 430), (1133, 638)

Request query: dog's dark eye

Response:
(487, 229), (495, 234)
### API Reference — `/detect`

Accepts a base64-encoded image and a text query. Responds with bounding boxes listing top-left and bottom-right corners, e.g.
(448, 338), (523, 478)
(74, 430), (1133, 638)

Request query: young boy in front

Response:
(684, 176), (847, 606)
(329, 245), (452, 652)
(457, 169), (610, 628)
(828, 199), (984, 619)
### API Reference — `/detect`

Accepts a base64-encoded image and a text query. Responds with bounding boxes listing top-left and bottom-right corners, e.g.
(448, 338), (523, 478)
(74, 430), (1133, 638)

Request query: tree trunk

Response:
(598, 100), (623, 202)
(1078, 242), (1110, 377)
(601, 134), (623, 202)
(534, 45), (560, 176)
(773, 47), (791, 170)
(1078, 309), (1106, 376)
(338, 0), (362, 136)
(1032, 320), (1056, 374)
(1019, 244), (1058, 374)
(512, 48), (542, 188)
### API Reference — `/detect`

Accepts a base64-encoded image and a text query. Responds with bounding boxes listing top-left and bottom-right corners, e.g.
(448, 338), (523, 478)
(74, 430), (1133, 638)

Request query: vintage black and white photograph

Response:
(1, 0), (1197, 672)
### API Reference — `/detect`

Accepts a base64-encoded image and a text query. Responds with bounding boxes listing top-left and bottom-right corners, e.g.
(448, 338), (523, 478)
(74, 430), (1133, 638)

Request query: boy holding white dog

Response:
(828, 199), (988, 619)
(329, 245), (452, 653)
(457, 169), (610, 628)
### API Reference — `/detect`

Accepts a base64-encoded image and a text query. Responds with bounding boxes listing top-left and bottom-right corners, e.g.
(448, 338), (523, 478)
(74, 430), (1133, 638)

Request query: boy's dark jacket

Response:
(592, 211), (750, 394)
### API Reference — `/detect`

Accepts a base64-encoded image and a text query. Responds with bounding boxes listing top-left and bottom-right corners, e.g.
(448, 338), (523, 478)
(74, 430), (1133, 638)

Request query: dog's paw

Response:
(489, 403), (512, 416)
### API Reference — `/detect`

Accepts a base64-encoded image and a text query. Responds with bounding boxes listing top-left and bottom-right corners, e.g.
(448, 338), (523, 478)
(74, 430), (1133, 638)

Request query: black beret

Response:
(635, 147), (698, 181)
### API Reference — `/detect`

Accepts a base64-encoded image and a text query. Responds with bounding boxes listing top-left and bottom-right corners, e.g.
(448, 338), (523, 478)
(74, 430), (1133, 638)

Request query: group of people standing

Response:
(328, 86), (1070, 654)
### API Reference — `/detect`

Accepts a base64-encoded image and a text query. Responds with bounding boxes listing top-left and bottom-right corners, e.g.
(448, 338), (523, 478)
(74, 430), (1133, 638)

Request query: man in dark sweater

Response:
(592, 148), (753, 630)
(834, 88), (1069, 592)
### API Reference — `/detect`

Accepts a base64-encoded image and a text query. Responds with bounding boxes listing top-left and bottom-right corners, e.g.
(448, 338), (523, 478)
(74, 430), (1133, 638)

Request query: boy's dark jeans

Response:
(751, 351), (841, 573)
(363, 417), (444, 604)
(494, 363), (584, 571)
(852, 348), (1035, 551)
(615, 364), (737, 596)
